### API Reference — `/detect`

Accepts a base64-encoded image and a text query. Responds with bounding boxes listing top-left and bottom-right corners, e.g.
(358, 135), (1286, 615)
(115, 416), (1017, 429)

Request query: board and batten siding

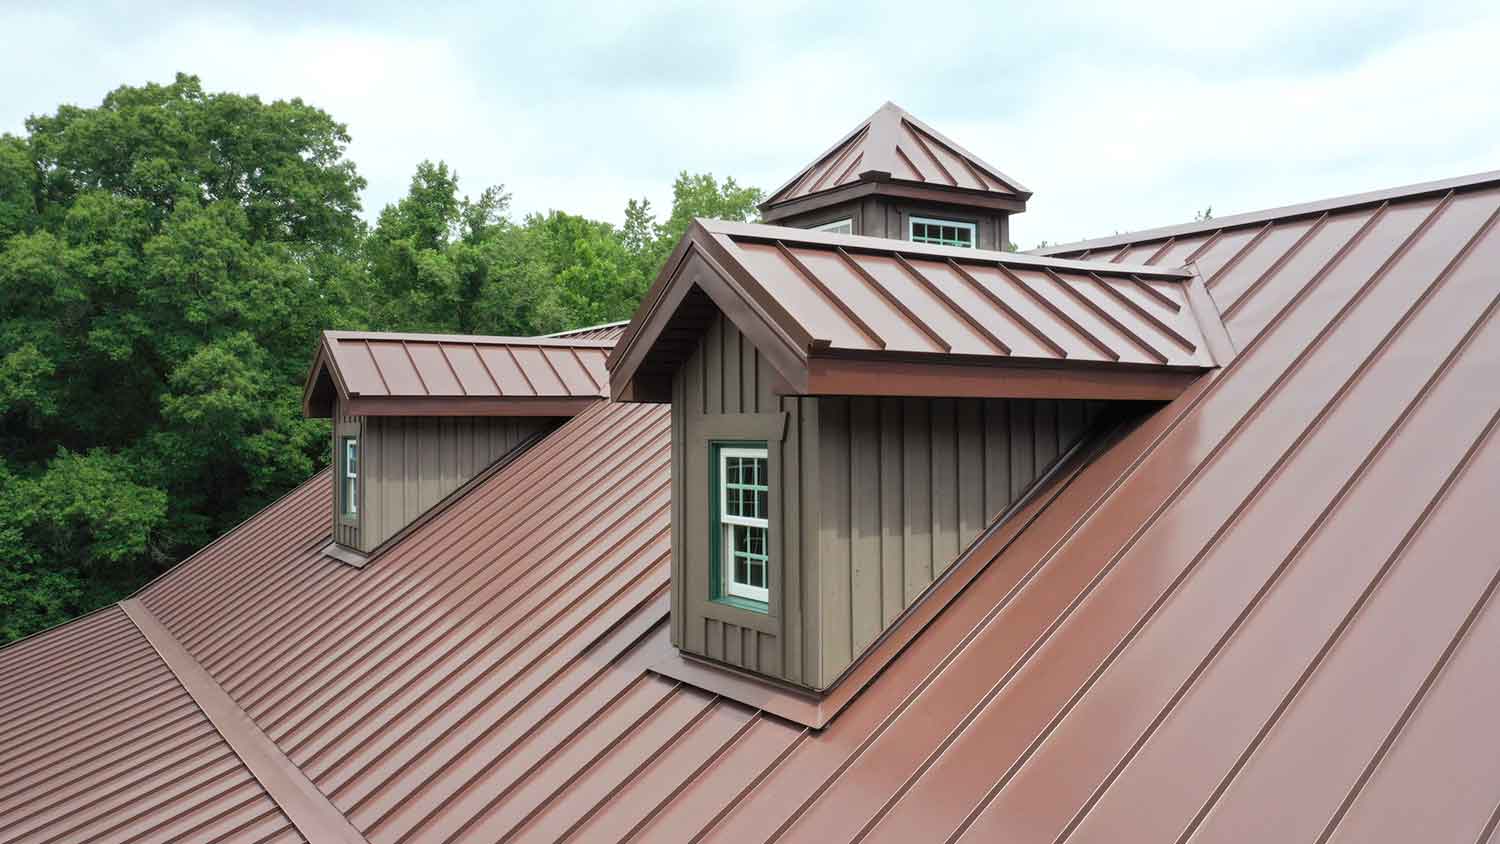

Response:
(331, 398), (558, 553)
(672, 312), (1102, 691)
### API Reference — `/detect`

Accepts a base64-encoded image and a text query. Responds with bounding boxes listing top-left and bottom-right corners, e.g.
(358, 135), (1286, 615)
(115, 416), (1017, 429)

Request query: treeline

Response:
(0, 74), (761, 641)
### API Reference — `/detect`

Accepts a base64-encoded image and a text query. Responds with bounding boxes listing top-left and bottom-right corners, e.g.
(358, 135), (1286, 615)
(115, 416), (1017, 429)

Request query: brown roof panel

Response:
(303, 331), (613, 417)
(0, 607), (302, 844)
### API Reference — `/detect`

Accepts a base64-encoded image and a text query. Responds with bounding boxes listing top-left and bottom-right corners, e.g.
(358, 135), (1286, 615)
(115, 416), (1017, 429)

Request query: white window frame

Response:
(341, 436), (358, 516)
(908, 216), (977, 248)
(718, 446), (770, 604)
(812, 217), (854, 235)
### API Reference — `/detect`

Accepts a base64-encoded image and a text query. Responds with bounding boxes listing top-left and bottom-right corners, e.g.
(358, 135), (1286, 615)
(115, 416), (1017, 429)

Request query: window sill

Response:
(714, 595), (768, 614)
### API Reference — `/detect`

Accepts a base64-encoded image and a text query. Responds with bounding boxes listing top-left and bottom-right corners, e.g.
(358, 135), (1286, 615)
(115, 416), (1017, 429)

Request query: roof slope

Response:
(303, 330), (610, 417)
(0, 606), (302, 843)
(4, 172), (1500, 844)
(762, 102), (1029, 211)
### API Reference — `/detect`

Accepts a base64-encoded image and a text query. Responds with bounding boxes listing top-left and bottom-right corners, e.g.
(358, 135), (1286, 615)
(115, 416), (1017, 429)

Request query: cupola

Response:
(760, 102), (1031, 250)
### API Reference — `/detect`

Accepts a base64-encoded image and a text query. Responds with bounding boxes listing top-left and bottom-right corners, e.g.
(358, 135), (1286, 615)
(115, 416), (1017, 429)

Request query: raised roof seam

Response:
(119, 598), (369, 844)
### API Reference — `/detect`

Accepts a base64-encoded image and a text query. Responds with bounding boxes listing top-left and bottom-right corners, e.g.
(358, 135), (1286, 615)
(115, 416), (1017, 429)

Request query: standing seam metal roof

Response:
(4, 171), (1500, 843)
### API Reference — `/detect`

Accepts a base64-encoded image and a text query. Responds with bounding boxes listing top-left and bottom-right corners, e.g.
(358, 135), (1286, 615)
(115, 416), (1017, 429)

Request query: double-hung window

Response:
(715, 444), (769, 607)
(341, 436), (358, 516)
(909, 216), (976, 248)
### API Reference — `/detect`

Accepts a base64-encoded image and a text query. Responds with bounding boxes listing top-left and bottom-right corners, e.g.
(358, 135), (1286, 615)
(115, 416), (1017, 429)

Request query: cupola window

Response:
(714, 444), (770, 608)
(909, 216), (976, 248)
(813, 218), (854, 235)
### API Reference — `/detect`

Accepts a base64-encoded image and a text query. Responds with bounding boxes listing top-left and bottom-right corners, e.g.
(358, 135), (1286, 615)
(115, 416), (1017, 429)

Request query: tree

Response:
(0, 74), (366, 639)
(0, 72), (767, 643)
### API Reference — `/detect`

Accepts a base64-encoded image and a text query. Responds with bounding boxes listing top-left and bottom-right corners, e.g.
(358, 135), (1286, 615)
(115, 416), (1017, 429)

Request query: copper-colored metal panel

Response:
(1325, 573), (1500, 844)
(475, 345), (539, 396)
(1182, 327), (1500, 843)
(1219, 208), (1376, 343)
(0, 607), (299, 844)
(957, 238), (1500, 844)
(1204, 215), (1319, 308)
(794, 247), (941, 351)
(543, 346), (603, 394)
(364, 341), (427, 396)
(438, 344), (501, 396)
(731, 242), (875, 350)
(504, 346), (568, 395)
(522, 697), (756, 843)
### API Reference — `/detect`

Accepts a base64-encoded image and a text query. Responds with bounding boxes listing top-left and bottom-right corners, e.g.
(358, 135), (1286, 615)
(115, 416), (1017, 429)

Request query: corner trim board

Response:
(120, 598), (369, 844)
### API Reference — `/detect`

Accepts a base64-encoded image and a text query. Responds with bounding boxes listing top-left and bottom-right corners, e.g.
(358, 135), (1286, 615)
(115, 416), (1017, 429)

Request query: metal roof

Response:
(0, 606), (302, 844)
(544, 320), (631, 343)
(609, 219), (1223, 403)
(761, 102), (1030, 213)
(3, 172), (1500, 843)
(303, 330), (611, 417)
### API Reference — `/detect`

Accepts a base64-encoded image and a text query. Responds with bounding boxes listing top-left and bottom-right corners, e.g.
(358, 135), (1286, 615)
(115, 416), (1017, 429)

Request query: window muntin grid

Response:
(718, 446), (769, 605)
(341, 436), (358, 516)
(813, 218), (854, 235)
(909, 216), (976, 248)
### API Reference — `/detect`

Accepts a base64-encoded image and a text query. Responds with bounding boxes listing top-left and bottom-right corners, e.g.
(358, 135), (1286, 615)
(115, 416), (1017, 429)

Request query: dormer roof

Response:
(760, 102), (1031, 222)
(608, 218), (1229, 403)
(303, 330), (611, 418)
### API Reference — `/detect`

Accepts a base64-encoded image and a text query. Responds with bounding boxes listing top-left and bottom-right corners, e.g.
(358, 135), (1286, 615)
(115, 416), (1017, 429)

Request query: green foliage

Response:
(0, 74), (364, 639)
(0, 73), (763, 644)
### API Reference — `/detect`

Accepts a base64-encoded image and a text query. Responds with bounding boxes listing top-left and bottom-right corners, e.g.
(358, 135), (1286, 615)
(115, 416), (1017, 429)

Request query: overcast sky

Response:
(2, 0), (1497, 247)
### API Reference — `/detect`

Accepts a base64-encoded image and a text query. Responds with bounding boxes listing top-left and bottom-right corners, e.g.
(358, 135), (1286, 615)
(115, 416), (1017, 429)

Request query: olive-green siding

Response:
(671, 312), (1101, 691)
(331, 399), (557, 553)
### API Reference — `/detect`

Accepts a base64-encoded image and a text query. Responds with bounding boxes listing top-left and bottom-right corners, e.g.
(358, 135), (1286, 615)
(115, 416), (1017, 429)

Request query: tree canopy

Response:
(0, 74), (763, 642)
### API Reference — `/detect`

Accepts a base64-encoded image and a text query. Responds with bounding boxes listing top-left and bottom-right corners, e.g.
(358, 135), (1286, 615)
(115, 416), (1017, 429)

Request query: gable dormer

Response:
(760, 102), (1031, 250)
(303, 330), (610, 557)
(608, 218), (1227, 721)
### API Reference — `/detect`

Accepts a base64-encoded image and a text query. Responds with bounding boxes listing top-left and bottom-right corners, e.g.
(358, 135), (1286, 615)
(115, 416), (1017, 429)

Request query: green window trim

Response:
(341, 436), (358, 517)
(710, 441), (770, 612)
(909, 216), (977, 248)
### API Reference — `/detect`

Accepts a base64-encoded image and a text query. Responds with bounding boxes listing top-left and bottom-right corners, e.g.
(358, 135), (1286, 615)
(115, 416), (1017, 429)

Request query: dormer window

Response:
(812, 218), (853, 235)
(341, 436), (358, 516)
(715, 444), (770, 608)
(304, 330), (612, 554)
(909, 216), (976, 248)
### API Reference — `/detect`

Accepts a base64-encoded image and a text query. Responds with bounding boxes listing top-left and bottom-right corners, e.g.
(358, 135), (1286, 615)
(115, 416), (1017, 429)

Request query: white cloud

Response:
(2, 0), (1497, 248)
